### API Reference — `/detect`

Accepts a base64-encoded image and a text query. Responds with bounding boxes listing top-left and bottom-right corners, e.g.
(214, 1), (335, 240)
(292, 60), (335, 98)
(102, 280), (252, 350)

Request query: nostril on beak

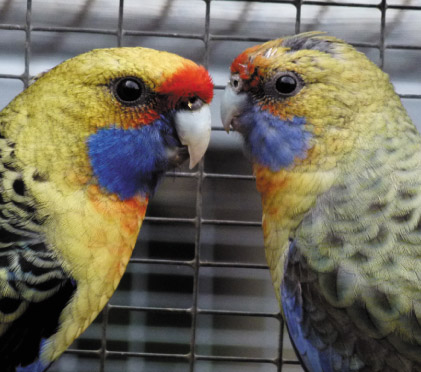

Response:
(230, 74), (243, 93)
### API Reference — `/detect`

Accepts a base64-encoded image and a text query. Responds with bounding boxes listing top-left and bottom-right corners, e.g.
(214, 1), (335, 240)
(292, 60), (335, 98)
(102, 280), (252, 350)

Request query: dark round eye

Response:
(180, 96), (204, 111)
(114, 77), (144, 105)
(275, 75), (297, 94)
(264, 71), (302, 98)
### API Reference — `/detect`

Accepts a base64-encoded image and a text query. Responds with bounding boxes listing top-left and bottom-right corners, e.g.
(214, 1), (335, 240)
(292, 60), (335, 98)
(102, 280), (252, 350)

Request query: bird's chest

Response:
(257, 166), (336, 249)
(45, 185), (148, 291)
(40, 186), (148, 362)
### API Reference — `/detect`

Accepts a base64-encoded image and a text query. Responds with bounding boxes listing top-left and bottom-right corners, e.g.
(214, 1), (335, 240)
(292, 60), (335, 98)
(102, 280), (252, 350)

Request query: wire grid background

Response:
(0, 1), (421, 371)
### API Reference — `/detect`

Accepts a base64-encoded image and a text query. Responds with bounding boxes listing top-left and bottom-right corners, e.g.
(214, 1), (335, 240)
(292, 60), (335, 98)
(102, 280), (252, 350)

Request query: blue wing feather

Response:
(281, 241), (349, 372)
(16, 358), (49, 372)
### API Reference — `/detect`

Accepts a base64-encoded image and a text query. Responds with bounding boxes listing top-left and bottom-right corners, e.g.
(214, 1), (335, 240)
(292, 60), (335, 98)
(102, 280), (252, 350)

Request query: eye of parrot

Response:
(264, 71), (303, 98)
(179, 96), (204, 111)
(276, 75), (297, 94)
(113, 77), (145, 105)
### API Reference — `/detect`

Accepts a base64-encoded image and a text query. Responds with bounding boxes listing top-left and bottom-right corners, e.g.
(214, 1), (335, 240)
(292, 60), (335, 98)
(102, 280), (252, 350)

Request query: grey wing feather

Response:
(291, 137), (421, 371)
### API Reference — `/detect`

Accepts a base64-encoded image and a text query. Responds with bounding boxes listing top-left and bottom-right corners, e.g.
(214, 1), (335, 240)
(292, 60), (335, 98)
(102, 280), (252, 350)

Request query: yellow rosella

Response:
(221, 32), (421, 371)
(0, 47), (213, 371)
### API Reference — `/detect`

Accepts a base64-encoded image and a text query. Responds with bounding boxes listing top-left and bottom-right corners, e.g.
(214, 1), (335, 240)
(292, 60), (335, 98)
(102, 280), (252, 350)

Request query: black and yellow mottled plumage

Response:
(0, 132), (75, 370)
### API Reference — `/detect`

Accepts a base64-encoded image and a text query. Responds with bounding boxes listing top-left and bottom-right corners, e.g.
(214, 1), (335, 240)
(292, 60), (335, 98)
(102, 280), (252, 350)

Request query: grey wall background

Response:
(0, 1), (420, 371)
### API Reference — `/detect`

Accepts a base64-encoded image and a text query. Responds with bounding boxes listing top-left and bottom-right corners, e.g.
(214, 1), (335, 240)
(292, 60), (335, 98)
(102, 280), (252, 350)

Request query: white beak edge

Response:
(220, 84), (248, 133)
(174, 104), (212, 169)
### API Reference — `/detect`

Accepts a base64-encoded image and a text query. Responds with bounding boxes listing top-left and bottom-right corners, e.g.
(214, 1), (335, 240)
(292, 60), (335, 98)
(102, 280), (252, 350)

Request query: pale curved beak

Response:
(174, 104), (211, 169)
(220, 84), (248, 133)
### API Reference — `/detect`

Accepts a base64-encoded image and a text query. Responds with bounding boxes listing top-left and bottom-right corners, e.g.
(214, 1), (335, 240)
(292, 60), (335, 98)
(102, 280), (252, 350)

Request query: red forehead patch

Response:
(231, 45), (260, 80)
(157, 64), (214, 105)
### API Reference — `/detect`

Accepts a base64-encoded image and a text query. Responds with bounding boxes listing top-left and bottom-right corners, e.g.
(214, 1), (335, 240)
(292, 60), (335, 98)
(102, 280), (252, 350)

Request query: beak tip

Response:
(187, 132), (211, 169)
(220, 84), (247, 135)
(223, 121), (231, 133)
(221, 115), (231, 133)
(189, 155), (201, 169)
(174, 104), (211, 170)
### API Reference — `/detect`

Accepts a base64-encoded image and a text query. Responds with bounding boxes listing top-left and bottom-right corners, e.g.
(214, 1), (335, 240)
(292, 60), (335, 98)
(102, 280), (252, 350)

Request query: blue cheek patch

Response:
(88, 117), (178, 200)
(239, 105), (311, 171)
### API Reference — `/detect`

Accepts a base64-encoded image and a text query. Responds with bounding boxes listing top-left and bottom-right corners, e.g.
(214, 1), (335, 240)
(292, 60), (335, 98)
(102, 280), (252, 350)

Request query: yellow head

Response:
(1, 47), (213, 198)
(221, 32), (414, 172)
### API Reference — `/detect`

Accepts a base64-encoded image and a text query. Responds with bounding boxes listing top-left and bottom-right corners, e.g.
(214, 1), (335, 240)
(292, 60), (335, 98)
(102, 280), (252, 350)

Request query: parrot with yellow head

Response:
(0, 47), (213, 371)
(221, 32), (421, 371)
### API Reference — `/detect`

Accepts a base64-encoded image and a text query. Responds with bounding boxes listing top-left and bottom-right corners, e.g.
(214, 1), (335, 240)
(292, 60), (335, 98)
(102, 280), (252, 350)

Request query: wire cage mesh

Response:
(0, 1), (420, 371)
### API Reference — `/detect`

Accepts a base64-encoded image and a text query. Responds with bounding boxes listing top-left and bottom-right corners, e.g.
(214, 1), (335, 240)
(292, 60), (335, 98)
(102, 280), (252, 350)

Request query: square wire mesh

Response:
(0, 1), (420, 371)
